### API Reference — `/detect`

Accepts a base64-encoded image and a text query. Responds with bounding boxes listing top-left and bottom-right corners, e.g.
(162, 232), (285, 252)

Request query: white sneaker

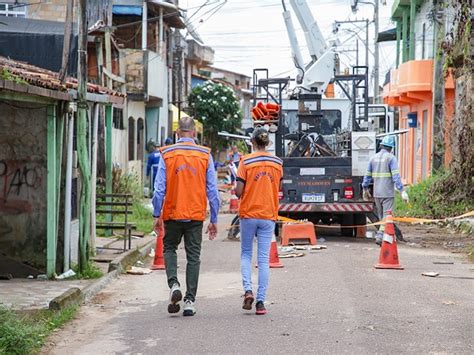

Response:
(168, 283), (182, 314)
(183, 299), (196, 317)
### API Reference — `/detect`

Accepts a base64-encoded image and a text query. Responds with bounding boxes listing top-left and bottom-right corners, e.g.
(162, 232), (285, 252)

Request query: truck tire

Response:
(341, 214), (355, 237)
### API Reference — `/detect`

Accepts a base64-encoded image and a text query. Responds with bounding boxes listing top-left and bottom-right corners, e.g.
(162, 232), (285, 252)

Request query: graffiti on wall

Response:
(0, 159), (44, 215)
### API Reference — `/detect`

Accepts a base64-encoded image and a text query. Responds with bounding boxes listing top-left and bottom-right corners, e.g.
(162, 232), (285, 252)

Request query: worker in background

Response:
(362, 135), (409, 246)
(226, 145), (242, 184)
(152, 117), (220, 317)
(146, 138), (173, 196)
(146, 142), (161, 196)
(228, 145), (243, 169)
(235, 128), (283, 315)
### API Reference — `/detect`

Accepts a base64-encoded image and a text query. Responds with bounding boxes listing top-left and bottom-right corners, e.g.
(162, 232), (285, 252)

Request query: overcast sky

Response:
(183, 0), (397, 93)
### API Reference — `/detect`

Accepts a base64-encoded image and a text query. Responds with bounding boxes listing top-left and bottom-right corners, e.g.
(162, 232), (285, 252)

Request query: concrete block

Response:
(49, 287), (84, 310)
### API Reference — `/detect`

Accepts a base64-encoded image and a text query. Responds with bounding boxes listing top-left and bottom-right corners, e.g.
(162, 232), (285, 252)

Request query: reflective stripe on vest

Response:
(371, 150), (396, 198)
(160, 143), (210, 221)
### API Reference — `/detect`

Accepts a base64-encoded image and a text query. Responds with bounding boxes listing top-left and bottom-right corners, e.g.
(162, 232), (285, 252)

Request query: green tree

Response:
(188, 80), (242, 150)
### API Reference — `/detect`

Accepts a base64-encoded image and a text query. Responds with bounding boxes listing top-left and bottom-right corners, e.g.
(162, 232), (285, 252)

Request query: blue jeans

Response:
(240, 218), (274, 302)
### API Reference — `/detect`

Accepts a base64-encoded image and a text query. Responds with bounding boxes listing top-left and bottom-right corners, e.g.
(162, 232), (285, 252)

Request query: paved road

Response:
(46, 215), (473, 354)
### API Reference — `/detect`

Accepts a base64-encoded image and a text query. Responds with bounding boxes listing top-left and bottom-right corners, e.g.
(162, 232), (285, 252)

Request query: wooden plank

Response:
(95, 210), (133, 214)
(96, 201), (132, 206)
(97, 193), (132, 198)
(46, 105), (57, 278)
(103, 67), (126, 84)
(96, 221), (136, 226)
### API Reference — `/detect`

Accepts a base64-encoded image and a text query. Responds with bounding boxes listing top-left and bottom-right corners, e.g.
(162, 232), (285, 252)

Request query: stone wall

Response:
(122, 49), (146, 95)
(0, 101), (48, 271)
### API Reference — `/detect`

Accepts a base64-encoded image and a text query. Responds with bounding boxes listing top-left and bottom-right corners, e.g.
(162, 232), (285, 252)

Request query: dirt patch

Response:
(90, 291), (114, 305)
(399, 223), (473, 257)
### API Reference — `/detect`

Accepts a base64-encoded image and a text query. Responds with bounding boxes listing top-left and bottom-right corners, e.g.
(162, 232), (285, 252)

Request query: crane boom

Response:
(282, 0), (336, 94)
(282, 4), (305, 84)
(289, 0), (328, 61)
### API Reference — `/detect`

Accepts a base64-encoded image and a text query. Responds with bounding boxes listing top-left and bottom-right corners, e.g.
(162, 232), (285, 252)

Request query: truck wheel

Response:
(341, 215), (355, 237)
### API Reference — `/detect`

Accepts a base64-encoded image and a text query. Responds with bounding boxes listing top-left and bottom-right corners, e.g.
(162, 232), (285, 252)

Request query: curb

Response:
(48, 239), (154, 310)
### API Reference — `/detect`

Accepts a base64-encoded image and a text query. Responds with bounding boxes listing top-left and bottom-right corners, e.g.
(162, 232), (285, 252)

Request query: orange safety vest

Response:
(237, 152), (283, 220)
(160, 142), (210, 221)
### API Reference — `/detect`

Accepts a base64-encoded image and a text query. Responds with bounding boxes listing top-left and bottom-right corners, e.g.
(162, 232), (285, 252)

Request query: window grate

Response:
(0, 3), (27, 17)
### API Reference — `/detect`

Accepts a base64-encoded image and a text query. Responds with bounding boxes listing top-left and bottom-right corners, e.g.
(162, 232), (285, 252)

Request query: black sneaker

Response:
(242, 290), (254, 310)
(168, 283), (182, 314)
(255, 301), (267, 315)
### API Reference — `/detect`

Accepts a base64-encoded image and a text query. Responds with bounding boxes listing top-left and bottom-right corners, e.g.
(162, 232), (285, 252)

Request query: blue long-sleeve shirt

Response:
(362, 149), (404, 198)
(146, 150), (161, 181)
(152, 137), (220, 223)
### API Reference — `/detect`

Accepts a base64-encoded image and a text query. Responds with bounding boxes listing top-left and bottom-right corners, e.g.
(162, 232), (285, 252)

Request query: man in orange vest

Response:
(152, 117), (220, 317)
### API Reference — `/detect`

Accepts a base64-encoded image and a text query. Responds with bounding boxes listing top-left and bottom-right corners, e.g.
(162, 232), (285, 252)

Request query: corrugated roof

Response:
(0, 16), (78, 35)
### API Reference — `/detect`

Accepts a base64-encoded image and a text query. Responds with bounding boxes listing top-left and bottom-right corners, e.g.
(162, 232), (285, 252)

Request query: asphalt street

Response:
(46, 215), (474, 354)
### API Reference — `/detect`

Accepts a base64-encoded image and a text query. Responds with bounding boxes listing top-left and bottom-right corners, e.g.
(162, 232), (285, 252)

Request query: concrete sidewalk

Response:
(0, 234), (154, 311)
(0, 279), (92, 310)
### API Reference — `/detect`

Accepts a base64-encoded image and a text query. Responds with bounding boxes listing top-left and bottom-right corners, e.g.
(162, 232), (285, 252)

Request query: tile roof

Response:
(0, 55), (125, 98)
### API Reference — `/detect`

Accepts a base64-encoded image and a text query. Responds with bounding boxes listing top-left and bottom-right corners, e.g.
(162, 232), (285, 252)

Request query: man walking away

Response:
(362, 135), (409, 246)
(152, 117), (220, 316)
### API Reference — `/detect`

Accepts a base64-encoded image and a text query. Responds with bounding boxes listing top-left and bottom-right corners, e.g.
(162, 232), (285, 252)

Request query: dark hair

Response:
(252, 127), (270, 147)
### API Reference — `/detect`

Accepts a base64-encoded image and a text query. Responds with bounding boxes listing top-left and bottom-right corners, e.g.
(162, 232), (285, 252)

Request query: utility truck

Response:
(250, 0), (394, 236)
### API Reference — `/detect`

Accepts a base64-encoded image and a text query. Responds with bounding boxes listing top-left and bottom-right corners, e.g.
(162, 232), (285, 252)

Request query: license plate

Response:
(302, 193), (325, 203)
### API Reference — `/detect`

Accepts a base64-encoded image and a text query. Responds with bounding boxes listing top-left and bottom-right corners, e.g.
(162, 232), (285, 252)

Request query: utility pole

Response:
(356, 39), (359, 66)
(349, 1), (380, 102)
(431, 0), (446, 171)
(365, 19), (369, 68)
(373, 0), (380, 103)
(333, 19), (369, 68)
(77, 0), (91, 271)
(173, 30), (183, 120)
(59, 0), (74, 83)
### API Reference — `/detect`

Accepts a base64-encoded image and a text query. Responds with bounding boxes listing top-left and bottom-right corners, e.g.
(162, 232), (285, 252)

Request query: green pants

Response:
(163, 220), (203, 302)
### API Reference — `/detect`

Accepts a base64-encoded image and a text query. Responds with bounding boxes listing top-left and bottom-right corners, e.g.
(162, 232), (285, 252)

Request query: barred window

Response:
(0, 3), (26, 17)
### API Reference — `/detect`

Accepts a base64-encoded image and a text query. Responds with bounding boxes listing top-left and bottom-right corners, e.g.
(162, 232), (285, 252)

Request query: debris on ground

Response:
(279, 252), (305, 258)
(293, 245), (327, 250)
(442, 300), (456, 305)
(422, 272), (474, 280)
(55, 269), (76, 280)
(422, 272), (440, 277)
(127, 267), (152, 275)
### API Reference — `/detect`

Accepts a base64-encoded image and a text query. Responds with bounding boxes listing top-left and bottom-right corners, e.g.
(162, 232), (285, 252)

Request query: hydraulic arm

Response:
(282, 0), (337, 94)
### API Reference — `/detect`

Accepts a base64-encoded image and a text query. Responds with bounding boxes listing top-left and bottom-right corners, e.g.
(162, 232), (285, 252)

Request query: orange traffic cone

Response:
(374, 211), (403, 270)
(150, 226), (165, 270)
(269, 234), (284, 268)
(229, 189), (239, 213)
